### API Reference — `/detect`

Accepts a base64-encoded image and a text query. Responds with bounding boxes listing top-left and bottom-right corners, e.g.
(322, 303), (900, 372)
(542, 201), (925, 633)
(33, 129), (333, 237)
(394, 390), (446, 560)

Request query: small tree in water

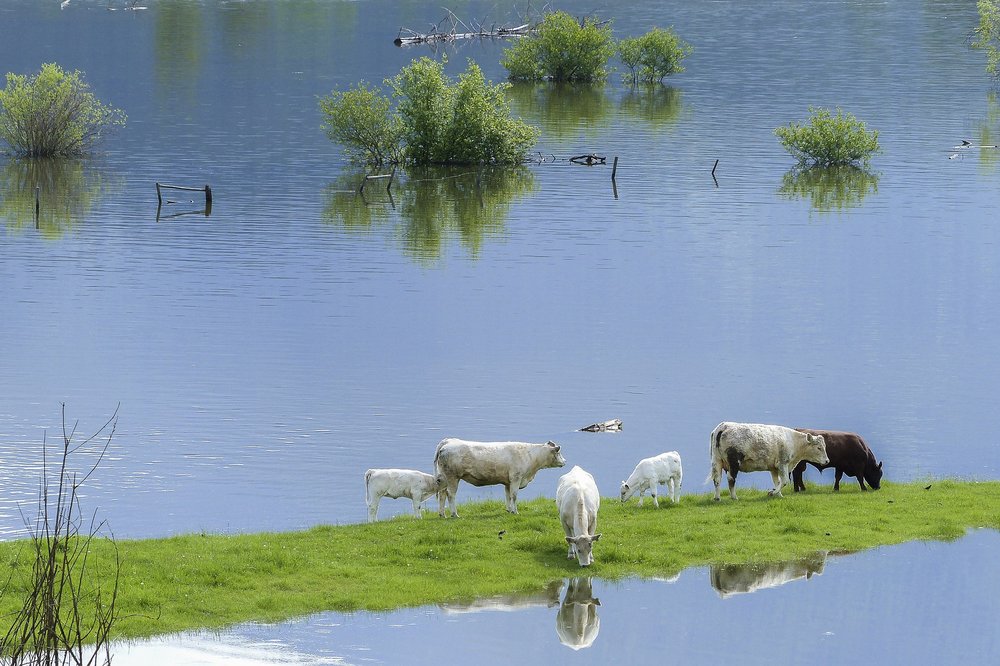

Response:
(774, 107), (880, 167)
(0, 63), (125, 157)
(502, 11), (616, 82)
(618, 27), (692, 85)
(319, 58), (538, 167)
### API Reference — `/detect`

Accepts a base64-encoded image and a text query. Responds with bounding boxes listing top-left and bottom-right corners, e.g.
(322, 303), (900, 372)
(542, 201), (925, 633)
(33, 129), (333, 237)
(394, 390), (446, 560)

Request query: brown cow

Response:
(792, 429), (883, 492)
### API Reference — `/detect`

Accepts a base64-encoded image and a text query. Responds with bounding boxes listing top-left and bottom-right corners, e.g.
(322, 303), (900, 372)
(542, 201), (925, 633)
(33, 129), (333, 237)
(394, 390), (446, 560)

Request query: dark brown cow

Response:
(792, 429), (883, 492)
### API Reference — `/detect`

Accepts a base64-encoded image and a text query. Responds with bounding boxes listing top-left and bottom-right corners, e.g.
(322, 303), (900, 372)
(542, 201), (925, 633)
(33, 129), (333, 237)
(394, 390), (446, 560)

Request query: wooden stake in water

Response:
(35, 186), (40, 227)
(611, 156), (619, 181)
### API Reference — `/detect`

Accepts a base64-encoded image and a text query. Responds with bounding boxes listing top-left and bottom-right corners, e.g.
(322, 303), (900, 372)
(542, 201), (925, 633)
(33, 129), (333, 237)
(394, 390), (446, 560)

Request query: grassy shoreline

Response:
(1, 480), (998, 640)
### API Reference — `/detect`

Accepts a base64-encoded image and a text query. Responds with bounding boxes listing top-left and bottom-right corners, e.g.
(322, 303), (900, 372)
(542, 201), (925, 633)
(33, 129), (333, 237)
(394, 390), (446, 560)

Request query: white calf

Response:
(556, 466), (602, 567)
(620, 451), (683, 507)
(364, 468), (441, 522)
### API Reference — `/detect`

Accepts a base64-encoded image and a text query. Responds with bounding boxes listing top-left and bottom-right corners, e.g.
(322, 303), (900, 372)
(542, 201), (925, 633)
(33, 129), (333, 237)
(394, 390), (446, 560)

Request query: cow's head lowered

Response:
(801, 433), (829, 466)
(545, 441), (568, 468)
(566, 533), (602, 567)
(865, 459), (884, 490)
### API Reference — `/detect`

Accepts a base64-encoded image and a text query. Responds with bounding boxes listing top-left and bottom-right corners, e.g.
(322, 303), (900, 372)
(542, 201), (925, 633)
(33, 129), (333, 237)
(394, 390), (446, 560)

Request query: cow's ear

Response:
(878, 461), (883, 469)
(565, 536), (574, 544)
(593, 533), (602, 541)
(547, 440), (557, 447)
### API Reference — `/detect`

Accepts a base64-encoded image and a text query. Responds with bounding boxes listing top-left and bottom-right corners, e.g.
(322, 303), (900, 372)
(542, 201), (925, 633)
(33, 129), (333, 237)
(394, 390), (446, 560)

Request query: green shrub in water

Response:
(319, 58), (538, 166)
(974, 0), (1000, 75)
(0, 63), (125, 157)
(618, 27), (693, 85)
(775, 107), (880, 167)
(502, 11), (616, 82)
(319, 82), (404, 167)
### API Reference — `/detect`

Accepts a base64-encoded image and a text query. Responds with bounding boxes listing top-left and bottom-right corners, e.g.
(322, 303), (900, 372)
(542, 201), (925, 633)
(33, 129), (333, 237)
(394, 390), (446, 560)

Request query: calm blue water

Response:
(1, 1), (999, 659)
(3, 0), (998, 537)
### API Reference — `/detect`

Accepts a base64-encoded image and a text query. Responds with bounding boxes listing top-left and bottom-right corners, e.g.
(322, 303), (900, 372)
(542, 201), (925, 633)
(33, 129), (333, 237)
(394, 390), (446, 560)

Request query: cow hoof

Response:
(713, 497), (720, 502)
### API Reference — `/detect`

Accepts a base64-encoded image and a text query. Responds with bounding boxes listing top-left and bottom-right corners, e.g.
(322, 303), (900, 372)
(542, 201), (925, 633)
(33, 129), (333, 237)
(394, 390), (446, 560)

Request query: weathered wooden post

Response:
(156, 182), (162, 205)
(205, 185), (212, 206)
(611, 156), (618, 181)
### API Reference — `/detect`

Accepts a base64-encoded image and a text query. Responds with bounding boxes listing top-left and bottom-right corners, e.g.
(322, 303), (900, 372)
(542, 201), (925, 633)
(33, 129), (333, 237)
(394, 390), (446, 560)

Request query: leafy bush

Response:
(319, 82), (403, 167)
(0, 63), (125, 157)
(774, 107), (880, 167)
(974, 0), (1000, 75)
(502, 11), (616, 82)
(618, 27), (692, 85)
(319, 58), (538, 167)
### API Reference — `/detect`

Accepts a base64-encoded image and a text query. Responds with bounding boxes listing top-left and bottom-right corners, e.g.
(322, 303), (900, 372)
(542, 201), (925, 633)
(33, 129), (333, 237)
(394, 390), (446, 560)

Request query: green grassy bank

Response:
(2, 480), (998, 640)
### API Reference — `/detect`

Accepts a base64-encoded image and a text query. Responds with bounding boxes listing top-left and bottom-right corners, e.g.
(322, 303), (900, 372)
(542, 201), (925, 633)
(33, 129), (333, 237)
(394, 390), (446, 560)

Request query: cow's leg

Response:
(368, 494), (381, 522)
(637, 491), (644, 507)
(854, 465), (868, 490)
(712, 462), (723, 501)
(651, 486), (659, 508)
(411, 496), (423, 518)
(792, 461), (807, 492)
(444, 480), (459, 517)
(727, 470), (738, 500)
(507, 484), (519, 514)
(834, 469), (843, 491)
(769, 467), (786, 497)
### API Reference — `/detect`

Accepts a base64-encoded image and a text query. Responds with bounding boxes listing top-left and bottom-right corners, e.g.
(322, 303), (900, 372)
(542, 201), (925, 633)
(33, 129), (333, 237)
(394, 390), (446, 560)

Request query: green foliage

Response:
(0, 63), (125, 157)
(1, 481), (996, 641)
(774, 107), (881, 167)
(974, 0), (1000, 75)
(502, 11), (616, 82)
(319, 58), (538, 166)
(319, 82), (403, 167)
(778, 165), (880, 212)
(618, 27), (692, 85)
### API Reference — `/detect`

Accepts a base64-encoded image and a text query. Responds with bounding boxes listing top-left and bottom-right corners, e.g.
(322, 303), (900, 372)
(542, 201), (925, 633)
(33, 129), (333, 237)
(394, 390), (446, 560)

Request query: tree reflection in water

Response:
(778, 165), (880, 212)
(321, 167), (536, 262)
(507, 82), (611, 142)
(618, 85), (685, 131)
(0, 158), (115, 238)
(710, 551), (828, 598)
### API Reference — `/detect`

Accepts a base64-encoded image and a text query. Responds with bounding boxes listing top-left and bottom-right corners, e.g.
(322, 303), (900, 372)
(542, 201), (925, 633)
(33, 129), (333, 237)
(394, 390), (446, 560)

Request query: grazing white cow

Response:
(556, 465), (602, 567)
(434, 438), (567, 517)
(364, 468), (442, 522)
(709, 422), (829, 500)
(620, 451), (683, 507)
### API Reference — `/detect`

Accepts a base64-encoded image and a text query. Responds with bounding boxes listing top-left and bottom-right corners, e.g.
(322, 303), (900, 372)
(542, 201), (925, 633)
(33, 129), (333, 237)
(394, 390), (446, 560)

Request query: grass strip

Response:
(1, 479), (997, 640)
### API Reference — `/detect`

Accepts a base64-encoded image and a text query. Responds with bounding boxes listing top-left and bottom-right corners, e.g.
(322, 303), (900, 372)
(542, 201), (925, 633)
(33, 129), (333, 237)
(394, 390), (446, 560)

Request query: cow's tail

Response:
(364, 469), (373, 506)
(432, 438), (449, 472)
(705, 423), (726, 484)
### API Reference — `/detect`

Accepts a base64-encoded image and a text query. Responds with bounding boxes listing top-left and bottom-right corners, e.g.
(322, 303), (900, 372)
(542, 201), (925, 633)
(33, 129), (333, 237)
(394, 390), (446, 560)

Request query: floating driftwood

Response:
(570, 154), (607, 166)
(395, 10), (534, 46)
(579, 418), (623, 433)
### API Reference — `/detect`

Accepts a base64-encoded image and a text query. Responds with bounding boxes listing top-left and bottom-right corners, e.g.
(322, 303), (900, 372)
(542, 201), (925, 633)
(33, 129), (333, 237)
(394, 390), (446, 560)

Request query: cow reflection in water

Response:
(556, 578), (601, 651)
(437, 580), (563, 614)
(710, 552), (827, 598)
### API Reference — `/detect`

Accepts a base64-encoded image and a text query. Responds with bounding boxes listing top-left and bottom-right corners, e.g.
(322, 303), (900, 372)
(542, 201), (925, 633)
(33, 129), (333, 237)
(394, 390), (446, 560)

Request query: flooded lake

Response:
(2, 0), (999, 661)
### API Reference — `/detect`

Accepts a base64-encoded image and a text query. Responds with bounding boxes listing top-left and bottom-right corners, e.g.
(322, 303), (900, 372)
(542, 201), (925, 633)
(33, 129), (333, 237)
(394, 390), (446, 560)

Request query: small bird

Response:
(498, 530), (506, 540)
(924, 484), (932, 490)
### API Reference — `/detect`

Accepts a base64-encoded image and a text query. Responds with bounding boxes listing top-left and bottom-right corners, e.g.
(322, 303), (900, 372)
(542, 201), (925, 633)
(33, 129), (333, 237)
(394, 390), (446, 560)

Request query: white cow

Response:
(709, 422), (829, 500)
(620, 451), (683, 507)
(364, 468), (442, 522)
(556, 465), (602, 567)
(434, 438), (567, 517)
